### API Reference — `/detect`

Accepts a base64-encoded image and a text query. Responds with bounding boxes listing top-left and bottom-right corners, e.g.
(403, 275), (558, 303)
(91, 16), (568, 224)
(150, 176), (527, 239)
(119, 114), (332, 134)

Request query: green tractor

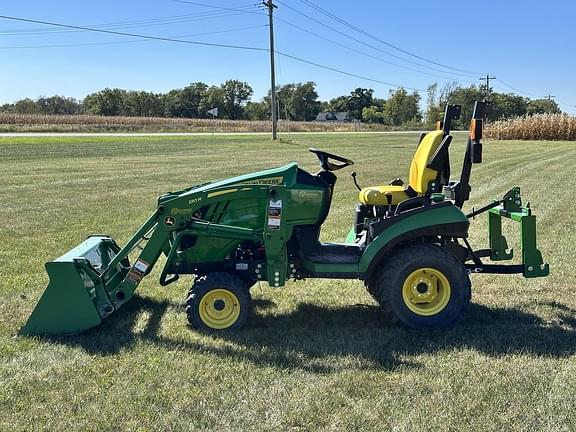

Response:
(20, 101), (549, 335)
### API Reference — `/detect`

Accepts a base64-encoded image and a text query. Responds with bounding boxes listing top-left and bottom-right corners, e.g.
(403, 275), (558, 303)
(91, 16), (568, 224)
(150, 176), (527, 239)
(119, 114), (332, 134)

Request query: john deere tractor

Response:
(20, 101), (549, 335)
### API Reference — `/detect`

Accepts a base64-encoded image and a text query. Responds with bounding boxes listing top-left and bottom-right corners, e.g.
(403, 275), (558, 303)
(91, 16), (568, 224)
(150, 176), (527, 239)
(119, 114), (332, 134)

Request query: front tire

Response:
(369, 243), (471, 328)
(186, 272), (252, 331)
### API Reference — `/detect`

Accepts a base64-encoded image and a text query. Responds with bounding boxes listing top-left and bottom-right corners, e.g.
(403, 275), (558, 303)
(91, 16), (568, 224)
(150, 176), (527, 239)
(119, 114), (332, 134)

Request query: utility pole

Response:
(479, 74), (496, 100)
(263, 0), (278, 140)
(545, 94), (556, 102)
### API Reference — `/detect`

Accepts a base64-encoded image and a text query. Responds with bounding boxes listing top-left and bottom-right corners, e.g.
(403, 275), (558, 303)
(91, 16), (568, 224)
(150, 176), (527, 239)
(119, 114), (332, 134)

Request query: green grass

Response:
(0, 133), (575, 431)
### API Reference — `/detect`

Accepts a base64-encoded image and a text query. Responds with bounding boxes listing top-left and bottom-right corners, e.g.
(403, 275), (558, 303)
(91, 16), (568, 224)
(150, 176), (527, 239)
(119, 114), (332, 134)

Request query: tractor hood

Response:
(158, 162), (299, 204)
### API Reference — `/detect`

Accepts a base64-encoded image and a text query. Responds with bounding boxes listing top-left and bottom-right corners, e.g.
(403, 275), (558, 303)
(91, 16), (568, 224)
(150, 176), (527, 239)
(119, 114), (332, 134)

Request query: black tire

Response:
(186, 272), (252, 331)
(368, 243), (471, 328)
(364, 278), (377, 301)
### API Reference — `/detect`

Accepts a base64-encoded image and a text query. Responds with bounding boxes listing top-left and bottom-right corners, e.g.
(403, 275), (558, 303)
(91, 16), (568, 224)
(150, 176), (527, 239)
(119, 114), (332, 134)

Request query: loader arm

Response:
(105, 218), (171, 311)
(19, 210), (171, 335)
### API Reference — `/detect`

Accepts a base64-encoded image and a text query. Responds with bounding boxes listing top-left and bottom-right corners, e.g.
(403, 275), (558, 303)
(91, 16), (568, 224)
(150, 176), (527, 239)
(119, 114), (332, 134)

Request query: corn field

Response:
(486, 113), (576, 141)
(0, 113), (387, 133)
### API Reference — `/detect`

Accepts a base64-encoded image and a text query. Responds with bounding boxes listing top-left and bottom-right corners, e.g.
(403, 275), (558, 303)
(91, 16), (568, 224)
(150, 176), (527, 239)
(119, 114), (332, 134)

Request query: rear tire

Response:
(368, 243), (471, 328)
(186, 272), (252, 331)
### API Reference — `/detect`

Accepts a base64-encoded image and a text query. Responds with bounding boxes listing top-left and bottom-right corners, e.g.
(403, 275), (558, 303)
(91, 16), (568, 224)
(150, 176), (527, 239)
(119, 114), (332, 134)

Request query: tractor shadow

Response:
(47, 295), (576, 371)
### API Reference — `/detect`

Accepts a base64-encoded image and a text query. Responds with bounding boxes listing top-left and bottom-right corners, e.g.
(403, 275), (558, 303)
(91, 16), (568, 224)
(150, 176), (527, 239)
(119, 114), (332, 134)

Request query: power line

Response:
(497, 79), (542, 98)
(299, 0), (480, 76)
(555, 100), (576, 110)
(0, 10), (258, 36)
(0, 25), (267, 50)
(291, 1), (569, 106)
(0, 14), (425, 92)
(170, 0), (265, 16)
(493, 79), (574, 111)
(494, 83), (575, 111)
(276, 51), (425, 92)
(274, 0), (477, 79)
(494, 80), (575, 110)
(0, 14), (268, 52)
(275, 16), (476, 84)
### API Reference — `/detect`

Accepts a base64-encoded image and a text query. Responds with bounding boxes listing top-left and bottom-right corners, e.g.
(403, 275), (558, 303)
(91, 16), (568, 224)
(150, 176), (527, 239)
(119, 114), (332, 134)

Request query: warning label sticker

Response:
(134, 259), (149, 273)
(268, 199), (282, 230)
(127, 259), (149, 285)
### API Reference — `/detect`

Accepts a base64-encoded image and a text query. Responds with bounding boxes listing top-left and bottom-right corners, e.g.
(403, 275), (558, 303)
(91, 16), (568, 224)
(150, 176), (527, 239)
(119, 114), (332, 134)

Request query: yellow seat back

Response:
(408, 130), (445, 194)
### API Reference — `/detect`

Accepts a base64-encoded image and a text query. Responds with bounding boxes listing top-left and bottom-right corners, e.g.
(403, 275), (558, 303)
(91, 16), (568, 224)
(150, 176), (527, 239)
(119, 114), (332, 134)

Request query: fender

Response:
(359, 204), (469, 274)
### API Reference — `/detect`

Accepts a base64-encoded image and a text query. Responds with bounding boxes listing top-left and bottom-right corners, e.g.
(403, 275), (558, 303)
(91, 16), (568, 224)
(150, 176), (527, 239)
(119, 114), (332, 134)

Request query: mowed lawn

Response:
(0, 132), (574, 431)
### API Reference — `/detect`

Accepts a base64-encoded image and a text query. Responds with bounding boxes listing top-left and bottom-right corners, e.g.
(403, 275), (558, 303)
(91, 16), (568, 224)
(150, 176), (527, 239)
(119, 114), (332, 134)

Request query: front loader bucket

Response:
(20, 236), (129, 336)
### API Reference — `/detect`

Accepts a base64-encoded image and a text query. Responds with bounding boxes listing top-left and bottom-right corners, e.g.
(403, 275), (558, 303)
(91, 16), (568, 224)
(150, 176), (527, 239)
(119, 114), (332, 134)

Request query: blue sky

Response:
(1, 0), (575, 113)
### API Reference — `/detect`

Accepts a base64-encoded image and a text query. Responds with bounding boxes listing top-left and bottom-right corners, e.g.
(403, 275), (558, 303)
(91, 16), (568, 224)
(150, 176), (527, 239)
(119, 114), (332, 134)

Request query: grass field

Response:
(0, 133), (575, 431)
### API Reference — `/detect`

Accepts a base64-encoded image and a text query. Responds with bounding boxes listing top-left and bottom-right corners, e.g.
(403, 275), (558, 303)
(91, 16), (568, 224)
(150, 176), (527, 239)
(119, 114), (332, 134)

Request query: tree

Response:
(372, 97), (386, 110)
(437, 84), (528, 126)
(268, 81), (321, 121)
(163, 89), (184, 118)
(425, 84), (442, 129)
(0, 103), (14, 112)
(36, 96), (83, 115)
(362, 106), (385, 124)
(162, 83), (209, 118)
(122, 91), (163, 117)
(245, 101), (269, 120)
(274, 83), (295, 120)
(527, 98), (561, 115)
(204, 86), (226, 118)
(348, 88), (373, 120)
(326, 95), (349, 113)
(438, 84), (483, 128)
(180, 82), (209, 118)
(13, 98), (39, 114)
(291, 82), (321, 121)
(84, 88), (126, 116)
(325, 88), (374, 121)
(220, 80), (253, 120)
(384, 88), (421, 126)
(488, 93), (528, 120)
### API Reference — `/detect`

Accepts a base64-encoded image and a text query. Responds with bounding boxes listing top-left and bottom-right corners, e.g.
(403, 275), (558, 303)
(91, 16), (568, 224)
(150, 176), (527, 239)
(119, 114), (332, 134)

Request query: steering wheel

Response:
(309, 148), (354, 172)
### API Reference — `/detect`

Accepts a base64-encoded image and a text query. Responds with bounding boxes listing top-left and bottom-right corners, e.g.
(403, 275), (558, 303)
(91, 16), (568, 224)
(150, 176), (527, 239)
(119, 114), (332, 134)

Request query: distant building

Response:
(315, 111), (353, 122)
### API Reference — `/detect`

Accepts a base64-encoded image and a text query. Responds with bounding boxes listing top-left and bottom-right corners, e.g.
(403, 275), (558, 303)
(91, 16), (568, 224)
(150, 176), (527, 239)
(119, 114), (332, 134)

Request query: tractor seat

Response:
(359, 130), (446, 206)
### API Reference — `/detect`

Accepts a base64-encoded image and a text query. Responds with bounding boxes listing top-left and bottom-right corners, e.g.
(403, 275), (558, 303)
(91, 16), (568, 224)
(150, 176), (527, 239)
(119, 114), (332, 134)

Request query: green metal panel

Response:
(19, 236), (120, 336)
(158, 164), (325, 287)
(285, 188), (325, 225)
(358, 205), (468, 273)
(171, 222), (261, 266)
(263, 187), (292, 287)
(164, 162), (299, 205)
(487, 207), (549, 278)
(301, 260), (359, 274)
(488, 210), (513, 260)
(180, 237), (239, 264)
(20, 261), (103, 336)
(218, 198), (266, 228)
(520, 213), (549, 277)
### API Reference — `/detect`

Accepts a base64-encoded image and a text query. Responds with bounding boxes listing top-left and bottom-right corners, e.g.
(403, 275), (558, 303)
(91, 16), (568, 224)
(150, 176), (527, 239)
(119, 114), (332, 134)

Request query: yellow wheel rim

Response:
(401, 268), (451, 316)
(198, 289), (241, 329)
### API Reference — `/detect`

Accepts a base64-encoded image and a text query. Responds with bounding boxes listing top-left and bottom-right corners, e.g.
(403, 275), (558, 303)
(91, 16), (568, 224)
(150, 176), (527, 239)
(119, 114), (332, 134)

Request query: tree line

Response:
(0, 79), (562, 127)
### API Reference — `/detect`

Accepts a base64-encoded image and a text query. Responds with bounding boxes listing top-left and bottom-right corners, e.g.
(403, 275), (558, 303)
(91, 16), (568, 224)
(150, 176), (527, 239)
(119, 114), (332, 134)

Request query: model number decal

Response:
(188, 197), (203, 205)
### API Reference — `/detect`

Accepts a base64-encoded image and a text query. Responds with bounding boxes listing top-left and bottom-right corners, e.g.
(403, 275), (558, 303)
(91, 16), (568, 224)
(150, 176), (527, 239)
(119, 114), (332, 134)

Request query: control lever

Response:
(385, 193), (393, 218)
(351, 172), (362, 191)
